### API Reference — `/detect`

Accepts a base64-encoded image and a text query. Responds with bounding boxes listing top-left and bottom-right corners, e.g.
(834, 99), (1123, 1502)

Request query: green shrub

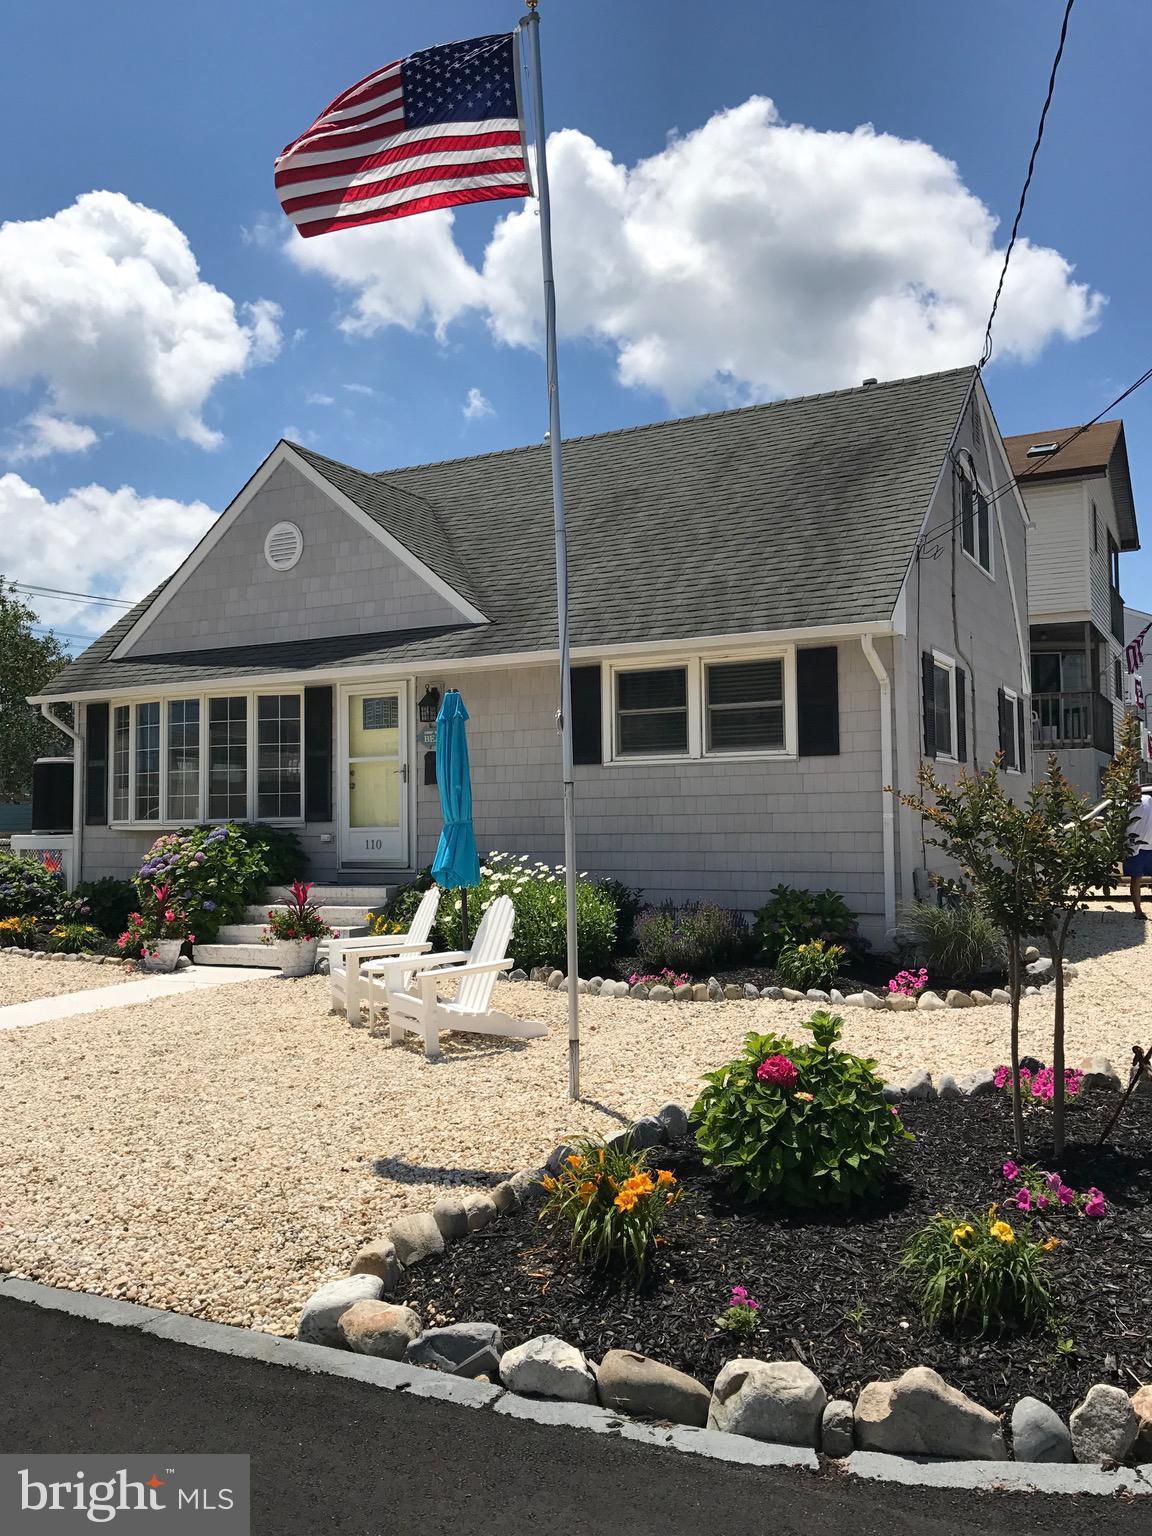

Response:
(897, 897), (1005, 977)
(133, 822), (304, 943)
(65, 878), (136, 938)
(900, 1207), (1057, 1333)
(46, 922), (105, 954)
(776, 939), (845, 991)
(539, 1134), (681, 1278)
(753, 885), (862, 964)
(383, 868), (436, 931)
(437, 854), (617, 974)
(0, 852), (64, 920)
(633, 900), (750, 975)
(595, 877), (645, 948)
(691, 1013), (910, 1206)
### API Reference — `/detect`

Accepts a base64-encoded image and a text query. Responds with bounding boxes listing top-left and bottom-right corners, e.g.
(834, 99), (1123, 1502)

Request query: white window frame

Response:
(107, 687), (305, 830)
(602, 648), (797, 766)
(1002, 686), (1024, 775)
(959, 468), (995, 580)
(931, 648), (959, 764)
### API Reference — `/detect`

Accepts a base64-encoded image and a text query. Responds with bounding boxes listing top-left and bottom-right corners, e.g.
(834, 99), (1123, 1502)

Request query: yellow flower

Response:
(951, 1223), (975, 1246)
(656, 1168), (676, 1186)
(989, 1220), (1015, 1244)
(623, 1173), (654, 1196)
(1042, 1236), (1060, 1252)
(614, 1189), (639, 1212)
(577, 1180), (597, 1204)
(541, 1175), (558, 1193)
(565, 1154), (585, 1172)
(794, 1091), (814, 1103)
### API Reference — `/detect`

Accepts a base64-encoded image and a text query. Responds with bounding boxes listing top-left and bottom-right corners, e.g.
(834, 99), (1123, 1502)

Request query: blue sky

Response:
(2, 0), (1150, 647)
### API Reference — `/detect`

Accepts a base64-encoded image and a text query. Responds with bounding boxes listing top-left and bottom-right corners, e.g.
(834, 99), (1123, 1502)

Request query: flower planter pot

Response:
(275, 937), (320, 978)
(142, 938), (184, 974)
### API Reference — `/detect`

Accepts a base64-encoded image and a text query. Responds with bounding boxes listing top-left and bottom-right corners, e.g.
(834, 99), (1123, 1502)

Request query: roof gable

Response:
(1003, 420), (1139, 551)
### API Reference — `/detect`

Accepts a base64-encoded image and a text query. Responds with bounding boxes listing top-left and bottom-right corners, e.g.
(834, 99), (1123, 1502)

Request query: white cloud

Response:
(0, 473), (216, 634)
(463, 387), (495, 420)
(0, 191), (283, 448)
(306, 392), (335, 406)
(343, 382), (379, 397)
(292, 98), (1102, 401)
(285, 208), (484, 338)
(6, 412), (99, 463)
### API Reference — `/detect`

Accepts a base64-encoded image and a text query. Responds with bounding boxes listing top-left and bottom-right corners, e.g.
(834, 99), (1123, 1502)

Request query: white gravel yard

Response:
(0, 907), (1147, 1338)
(0, 954), (135, 1006)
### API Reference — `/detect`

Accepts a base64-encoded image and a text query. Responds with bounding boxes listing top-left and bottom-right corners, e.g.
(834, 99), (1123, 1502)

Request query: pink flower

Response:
(1036, 1194), (1049, 1210)
(1013, 1186), (1032, 1212)
(994, 1066), (1011, 1089)
(757, 1055), (798, 1089)
(1057, 1185), (1076, 1207)
(1002, 1160), (1020, 1181)
(1084, 1188), (1106, 1219)
(890, 1104), (900, 1116)
(1044, 1171), (1063, 1193)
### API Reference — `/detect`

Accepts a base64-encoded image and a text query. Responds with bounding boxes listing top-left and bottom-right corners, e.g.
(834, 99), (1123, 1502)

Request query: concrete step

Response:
(241, 904), (376, 927)
(267, 884), (395, 905)
(216, 922), (368, 945)
(192, 942), (280, 969)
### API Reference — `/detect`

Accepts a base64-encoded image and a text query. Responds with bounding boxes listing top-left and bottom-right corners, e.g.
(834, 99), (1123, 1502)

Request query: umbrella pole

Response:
(460, 888), (470, 950)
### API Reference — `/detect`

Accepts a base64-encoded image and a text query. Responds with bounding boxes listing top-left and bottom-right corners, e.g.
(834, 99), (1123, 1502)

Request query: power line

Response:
(979, 0), (1076, 369)
(31, 626), (95, 643)
(6, 580), (136, 609)
(917, 361), (1152, 556)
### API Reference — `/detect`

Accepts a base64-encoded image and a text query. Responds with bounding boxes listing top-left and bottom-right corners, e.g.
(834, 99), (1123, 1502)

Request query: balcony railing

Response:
(1110, 586), (1125, 643)
(1032, 691), (1114, 754)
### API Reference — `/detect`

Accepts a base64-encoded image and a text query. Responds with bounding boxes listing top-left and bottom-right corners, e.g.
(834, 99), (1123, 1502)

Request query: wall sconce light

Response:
(418, 686), (442, 724)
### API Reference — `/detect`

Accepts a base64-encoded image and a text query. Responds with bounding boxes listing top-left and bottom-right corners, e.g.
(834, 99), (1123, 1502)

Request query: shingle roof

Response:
(1003, 420), (1139, 551)
(40, 366), (974, 698)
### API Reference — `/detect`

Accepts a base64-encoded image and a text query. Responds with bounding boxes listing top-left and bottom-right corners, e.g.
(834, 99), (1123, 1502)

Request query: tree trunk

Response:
(1007, 943), (1025, 1157)
(1047, 924), (1067, 1158)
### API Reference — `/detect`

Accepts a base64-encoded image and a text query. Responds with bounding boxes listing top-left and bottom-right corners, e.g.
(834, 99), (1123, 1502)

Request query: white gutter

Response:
(40, 702), (83, 885)
(860, 634), (897, 938)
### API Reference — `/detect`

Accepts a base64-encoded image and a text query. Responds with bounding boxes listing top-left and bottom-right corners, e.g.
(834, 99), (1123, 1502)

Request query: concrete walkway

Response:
(0, 965), (271, 1030)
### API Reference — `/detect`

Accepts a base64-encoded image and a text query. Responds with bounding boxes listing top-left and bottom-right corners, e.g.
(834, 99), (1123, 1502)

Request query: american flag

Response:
(276, 33), (532, 238)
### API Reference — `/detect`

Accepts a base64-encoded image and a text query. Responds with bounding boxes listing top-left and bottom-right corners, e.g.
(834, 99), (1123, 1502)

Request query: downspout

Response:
(40, 701), (83, 885)
(861, 634), (897, 940)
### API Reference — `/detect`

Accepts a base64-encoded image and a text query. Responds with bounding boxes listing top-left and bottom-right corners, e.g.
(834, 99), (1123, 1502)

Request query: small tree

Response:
(896, 717), (1139, 1159)
(0, 580), (71, 802)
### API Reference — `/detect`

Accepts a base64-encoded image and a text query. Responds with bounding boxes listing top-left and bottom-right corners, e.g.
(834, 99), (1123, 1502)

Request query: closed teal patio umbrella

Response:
(431, 689), (481, 945)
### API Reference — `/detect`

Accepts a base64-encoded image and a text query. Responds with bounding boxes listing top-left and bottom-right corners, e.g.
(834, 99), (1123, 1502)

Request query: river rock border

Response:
(512, 945), (1074, 1009)
(296, 1080), (1148, 1473)
(1, 946), (137, 969)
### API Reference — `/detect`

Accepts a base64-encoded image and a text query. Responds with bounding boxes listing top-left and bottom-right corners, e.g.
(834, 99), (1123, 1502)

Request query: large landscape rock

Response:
(389, 1213), (445, 1267)
(491, 1181), (519, 1214)
(1069, 1383), (1138, 1464)
(406, 1321), (503, 1378)
(349, 1238), (401, 1292)
(297, 1274), (385, 1347)
(597, 1350), (709, 1427)
(1079, 1056), (1122, 1093)
(432, 1196), (470, 1240)
(464, 1193), (498, 1231)
(708, 1359), (827, 1447)
(854, 1366), (1007, 1460)
(945, 989), (976, 1008)
(1131, 1385), (1152, 1462)
(499, 1335), (597, 1403)
(656, 1102), (689, 1140)
(958, 1068), (997, 1097)
(903, 1070), (935, 1100)
(338, 1300), (422, 1360)
(1011, 1396), (1073, 1463)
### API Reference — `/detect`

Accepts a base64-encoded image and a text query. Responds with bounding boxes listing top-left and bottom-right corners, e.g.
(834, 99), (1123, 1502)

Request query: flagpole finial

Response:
(525, 0), (538, 10)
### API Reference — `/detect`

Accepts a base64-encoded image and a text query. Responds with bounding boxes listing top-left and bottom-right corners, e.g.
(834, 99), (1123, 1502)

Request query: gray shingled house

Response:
(26, 366), (1032, 950)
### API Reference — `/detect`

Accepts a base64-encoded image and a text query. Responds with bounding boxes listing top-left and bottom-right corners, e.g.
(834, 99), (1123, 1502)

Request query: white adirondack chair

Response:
(368, 894), (545, 1060)
(327, 885), (441, 1023)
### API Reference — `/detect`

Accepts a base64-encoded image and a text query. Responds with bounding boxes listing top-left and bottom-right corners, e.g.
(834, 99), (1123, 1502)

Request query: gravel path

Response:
(0, 907), (1147, 1338)
(0, 955), (134, 1006)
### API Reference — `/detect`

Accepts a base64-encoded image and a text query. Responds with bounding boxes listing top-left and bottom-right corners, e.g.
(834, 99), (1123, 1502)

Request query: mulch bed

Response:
(398, 1091), (1152, 1418)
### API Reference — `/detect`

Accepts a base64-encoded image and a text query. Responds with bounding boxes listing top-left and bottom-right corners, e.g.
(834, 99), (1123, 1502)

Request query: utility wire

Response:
(979, 0), (1076, 369)
(917, 361), (1152, 555)
(6, 580), (136, 609)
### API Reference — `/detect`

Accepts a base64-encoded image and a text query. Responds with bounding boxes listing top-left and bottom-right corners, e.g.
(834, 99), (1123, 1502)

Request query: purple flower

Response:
(194, 851), (206, 863)
(203, 900), (216, 912)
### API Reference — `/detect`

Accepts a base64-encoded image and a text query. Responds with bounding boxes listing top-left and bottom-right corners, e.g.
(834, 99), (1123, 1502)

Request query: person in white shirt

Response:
(1124, 791), (1152, 918)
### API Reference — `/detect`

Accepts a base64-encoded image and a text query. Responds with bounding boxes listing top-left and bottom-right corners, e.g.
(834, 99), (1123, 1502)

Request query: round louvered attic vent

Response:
(264, 521), (303, 571)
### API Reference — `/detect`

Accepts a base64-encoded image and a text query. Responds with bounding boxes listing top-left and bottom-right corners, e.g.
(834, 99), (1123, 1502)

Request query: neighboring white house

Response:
(1124, 603), (1152, 771)
(23, 366), (1033, 949)
(1002, 421), (1140, 799)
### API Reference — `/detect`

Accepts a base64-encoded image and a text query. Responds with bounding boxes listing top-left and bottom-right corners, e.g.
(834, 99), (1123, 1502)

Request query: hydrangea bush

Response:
(0, 851), (65, 920)
(132, 822), (302, 943)
(692, 1012), (910, 1206)
(753, 884), (863, 964)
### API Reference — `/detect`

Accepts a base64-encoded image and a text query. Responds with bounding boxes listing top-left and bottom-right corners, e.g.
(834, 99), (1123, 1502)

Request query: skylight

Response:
(1026, 442), (1059, 456)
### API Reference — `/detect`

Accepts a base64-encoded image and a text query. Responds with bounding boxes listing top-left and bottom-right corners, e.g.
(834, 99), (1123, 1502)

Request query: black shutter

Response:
(922, 652), (936, 759)
(570, 664), (602, 765)
(1017, 697), (1027, 774)
(84, 701), (109, 825)
(303, 686), (333, 821)
(996, 686), (1007, 758)
(32, 759), (73, 834)
(956, 666), (967, 762)
(797, 646), (840, 756)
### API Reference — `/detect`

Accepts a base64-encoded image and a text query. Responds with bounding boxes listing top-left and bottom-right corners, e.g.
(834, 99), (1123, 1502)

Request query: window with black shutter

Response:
(705, 659), (784, 752)
(570, 665), (602, 765)
(923, 651), (958, 760)
(615, 666), (689, 757)
(999, 686), (1023, 772)
(85, 702), (109, 825)
(304, 686), (333, 820)
(796, 646), (840, 756)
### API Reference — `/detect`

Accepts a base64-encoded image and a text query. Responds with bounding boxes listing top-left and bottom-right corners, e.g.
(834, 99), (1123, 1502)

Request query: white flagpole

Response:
(520, 0), (581, 1101)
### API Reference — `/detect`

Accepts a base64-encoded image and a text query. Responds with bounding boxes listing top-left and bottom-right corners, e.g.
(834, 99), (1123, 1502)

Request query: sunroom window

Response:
(112, 705), (130, 822)
(167, 699), (200, 821)
(134, 702), (161, 821)
(257, 694), (302, 818)
(706, 659), (784, 752)
(615, 667), (688, 756)
(208, 697), (248, 819)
